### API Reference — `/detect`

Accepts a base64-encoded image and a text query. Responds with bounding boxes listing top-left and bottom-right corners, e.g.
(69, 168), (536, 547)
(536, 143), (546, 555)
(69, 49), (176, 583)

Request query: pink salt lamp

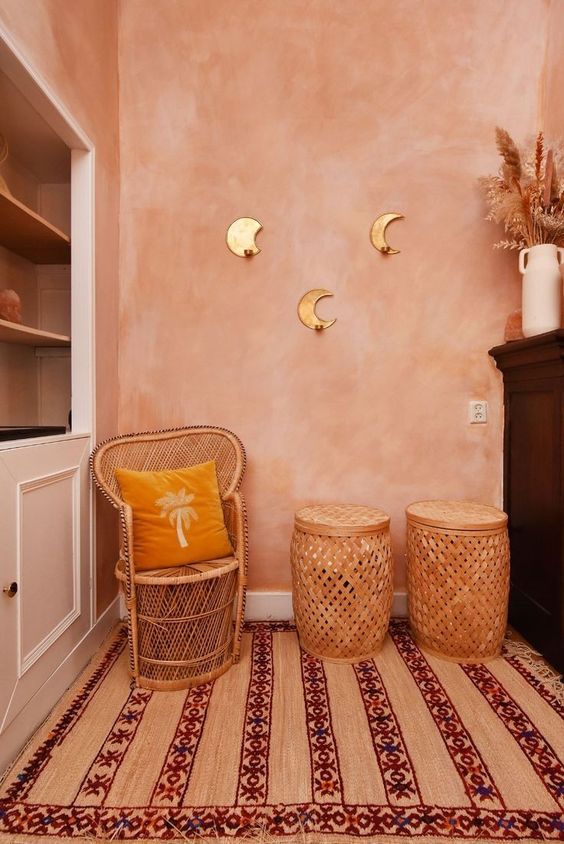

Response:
(504, 308), (524, 342)
(0, 289), (22, 323)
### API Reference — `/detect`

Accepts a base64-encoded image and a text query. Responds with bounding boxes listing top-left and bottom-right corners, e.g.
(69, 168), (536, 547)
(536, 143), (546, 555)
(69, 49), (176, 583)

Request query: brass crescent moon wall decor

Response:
(226, 217), (262, 257)
(370, 212), (404, 255)
(298, 289), (336, 331)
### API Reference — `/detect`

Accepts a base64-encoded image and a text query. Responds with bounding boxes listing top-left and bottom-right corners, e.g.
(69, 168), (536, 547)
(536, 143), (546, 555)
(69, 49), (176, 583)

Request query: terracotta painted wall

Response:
(544, 0), (564, 139)
(0, 0), (120, 612)
(118, 0), (548, 591)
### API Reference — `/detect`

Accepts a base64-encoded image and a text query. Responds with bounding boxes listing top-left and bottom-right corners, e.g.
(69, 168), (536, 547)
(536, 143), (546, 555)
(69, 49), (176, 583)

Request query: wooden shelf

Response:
(0, 318), (70, 347)
(0, 190), (70, 264)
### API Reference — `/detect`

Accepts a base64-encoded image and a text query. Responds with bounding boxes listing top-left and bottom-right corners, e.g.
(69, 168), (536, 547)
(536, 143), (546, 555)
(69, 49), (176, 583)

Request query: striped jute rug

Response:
(0, 621), (562, 843)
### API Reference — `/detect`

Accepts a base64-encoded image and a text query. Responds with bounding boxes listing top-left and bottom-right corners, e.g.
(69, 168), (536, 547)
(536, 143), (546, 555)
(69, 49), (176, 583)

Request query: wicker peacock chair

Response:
(91, 426), (248, 690)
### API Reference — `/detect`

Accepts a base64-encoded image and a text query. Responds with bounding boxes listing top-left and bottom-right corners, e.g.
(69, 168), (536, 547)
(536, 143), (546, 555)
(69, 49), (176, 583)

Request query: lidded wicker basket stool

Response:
(291, 504), (393, 663)
(406, 500), (510, 663)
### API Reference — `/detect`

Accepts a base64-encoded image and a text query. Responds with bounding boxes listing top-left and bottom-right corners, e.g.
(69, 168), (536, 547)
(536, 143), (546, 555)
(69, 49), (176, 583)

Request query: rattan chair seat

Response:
(115, 556), (238, 585)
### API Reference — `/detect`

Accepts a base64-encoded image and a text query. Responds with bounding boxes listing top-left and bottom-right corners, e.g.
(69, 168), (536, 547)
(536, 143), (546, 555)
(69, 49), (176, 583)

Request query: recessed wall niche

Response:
(0, 67), (71, 438)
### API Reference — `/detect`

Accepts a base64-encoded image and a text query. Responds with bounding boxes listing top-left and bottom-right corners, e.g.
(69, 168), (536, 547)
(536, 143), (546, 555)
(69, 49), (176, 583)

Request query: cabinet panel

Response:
(0, 435), (90, 732)
(20, 467), (79, 670)
(490, 331), (564, 672)
(506, 388), (559, 615)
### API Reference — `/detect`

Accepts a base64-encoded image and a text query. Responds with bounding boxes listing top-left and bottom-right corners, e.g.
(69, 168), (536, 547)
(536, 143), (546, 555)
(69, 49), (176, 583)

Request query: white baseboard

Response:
(245, 591), (294, 621)
(0, 597), (121, 777)
(245, 589), (408, 621)
(392, 589), (408, 617)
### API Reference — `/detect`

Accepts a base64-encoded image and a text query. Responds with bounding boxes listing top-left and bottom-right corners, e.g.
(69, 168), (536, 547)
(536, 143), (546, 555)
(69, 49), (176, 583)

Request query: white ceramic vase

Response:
(519, 243), (564, 337)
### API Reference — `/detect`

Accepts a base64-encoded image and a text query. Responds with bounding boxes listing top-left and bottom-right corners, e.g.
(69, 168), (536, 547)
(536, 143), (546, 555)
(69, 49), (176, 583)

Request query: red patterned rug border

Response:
(353, 660), (422, 806)
(74, 688), (153, 805)
(243, 621), (295, 632)
(236, 626), (274, 805)
(461, 663), (564, 810)
(300, 649), (344, 803)
(0, 800), (562, 840)
(151, 682), (213, 806)
(388, 622), (504, 809)
(3, 627), (127, 801)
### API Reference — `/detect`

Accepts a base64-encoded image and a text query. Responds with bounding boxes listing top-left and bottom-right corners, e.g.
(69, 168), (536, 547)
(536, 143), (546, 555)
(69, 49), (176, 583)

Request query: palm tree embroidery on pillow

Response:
(155, 488), (198, 548)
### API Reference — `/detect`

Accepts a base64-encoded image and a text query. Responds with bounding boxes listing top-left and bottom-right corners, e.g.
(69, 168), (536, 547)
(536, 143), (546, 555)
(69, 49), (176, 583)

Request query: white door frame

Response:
(0, 24), (96, 622)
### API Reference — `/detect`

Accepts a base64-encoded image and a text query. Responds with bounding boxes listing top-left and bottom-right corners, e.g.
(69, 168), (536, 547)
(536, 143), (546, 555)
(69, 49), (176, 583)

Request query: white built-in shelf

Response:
(0, 318), (70, 347)
(0, 190), (70, 264)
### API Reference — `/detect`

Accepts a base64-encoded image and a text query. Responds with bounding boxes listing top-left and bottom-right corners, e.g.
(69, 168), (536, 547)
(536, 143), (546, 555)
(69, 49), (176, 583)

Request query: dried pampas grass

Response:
(480, 127), (564, 249)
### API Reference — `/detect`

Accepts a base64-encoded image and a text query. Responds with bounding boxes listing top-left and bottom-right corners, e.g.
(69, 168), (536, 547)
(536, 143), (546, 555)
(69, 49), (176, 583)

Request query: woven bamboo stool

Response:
(291, 504), (393, 663)
(406, 500), (510, 663)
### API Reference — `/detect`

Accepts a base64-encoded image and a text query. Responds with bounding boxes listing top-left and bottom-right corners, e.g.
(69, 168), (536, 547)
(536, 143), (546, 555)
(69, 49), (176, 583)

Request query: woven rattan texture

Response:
(406, 500), (508, 531)
(295, 503), (389, 536)
(90, 427), (248, 690)
(407, 518), (510, 662)
(291, 518), (393, 662)
(133, 563), (237, 688)
(92, 427), (244, 505)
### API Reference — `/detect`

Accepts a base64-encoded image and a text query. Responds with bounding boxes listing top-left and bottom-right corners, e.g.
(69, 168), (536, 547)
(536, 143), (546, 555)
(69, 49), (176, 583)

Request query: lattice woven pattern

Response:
(115, 559), (237, 688)
(92, 427), (244, 504)
(406, 499), (508, 530)
(90, 427), (248, 690)
(407, 500), (510, 663)
(291, 505), (393, 662)
(295, 503), (390, 536)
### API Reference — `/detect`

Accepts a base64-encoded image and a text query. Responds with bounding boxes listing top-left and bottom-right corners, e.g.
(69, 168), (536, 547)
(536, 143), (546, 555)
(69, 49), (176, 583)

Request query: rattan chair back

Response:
(91, 426), (245, 508)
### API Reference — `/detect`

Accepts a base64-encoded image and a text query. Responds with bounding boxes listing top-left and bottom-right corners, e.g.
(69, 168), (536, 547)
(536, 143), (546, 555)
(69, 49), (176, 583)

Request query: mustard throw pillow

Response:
(115, 461), (233, 571)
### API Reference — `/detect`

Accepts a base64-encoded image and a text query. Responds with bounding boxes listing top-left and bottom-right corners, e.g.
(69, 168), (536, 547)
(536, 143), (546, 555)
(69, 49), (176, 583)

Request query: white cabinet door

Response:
(0, 435), (91, 733)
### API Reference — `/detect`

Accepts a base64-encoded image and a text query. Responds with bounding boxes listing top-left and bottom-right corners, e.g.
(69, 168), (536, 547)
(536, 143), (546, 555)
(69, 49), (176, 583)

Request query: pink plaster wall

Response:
(544, 0), (564, 139)
(117, 0), (547, 591)
(0, 0), (121, 612)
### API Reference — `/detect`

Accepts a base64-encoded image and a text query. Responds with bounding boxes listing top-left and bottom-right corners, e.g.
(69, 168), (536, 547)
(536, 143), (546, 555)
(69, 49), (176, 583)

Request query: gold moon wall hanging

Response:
(298, 289), (336, 330)
(370, 212), (404, 254)
(226, 217), (262, 257)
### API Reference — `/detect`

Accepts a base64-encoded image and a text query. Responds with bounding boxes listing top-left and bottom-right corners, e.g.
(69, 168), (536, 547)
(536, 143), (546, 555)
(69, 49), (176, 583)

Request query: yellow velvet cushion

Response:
(115, 460), (234, 571)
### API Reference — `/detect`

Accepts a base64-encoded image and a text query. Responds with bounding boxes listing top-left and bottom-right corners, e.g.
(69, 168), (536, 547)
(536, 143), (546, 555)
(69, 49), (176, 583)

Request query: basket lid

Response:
(406, 499), (507, 530)
(295, 503), (390, 536)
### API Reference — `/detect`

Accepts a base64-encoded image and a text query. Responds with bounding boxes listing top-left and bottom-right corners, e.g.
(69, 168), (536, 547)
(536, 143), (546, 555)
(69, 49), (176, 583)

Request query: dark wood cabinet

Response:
(490, 331), (563, 672)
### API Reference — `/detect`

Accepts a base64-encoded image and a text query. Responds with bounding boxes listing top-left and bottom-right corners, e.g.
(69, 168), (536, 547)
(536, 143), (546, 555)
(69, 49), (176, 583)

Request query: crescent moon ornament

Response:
(370, 212), (404, 255)
(226, 217), (262, 257)
(298, 289), (336, 331)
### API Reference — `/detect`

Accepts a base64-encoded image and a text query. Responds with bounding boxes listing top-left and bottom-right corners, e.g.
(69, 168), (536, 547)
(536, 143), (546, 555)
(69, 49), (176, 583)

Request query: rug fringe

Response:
(503, 632), (564, 703)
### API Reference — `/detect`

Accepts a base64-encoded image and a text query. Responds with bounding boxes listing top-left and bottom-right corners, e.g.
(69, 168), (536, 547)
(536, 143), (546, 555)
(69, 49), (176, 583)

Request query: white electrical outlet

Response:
(469, 400), (488, 424)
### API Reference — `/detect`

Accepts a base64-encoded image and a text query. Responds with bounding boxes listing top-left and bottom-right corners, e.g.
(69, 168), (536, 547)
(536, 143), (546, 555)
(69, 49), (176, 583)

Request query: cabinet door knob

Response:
(3, 582), (18, 598)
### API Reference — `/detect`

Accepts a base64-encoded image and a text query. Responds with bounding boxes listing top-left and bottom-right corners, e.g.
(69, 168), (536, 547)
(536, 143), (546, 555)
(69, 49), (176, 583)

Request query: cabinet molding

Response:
(18, 465), (81, 676)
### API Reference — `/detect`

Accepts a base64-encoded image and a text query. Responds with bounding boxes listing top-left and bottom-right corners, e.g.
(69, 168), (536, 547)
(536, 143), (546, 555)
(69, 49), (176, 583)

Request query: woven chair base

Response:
(116, 557), (238, 691)
(137, 654), (234, 691)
